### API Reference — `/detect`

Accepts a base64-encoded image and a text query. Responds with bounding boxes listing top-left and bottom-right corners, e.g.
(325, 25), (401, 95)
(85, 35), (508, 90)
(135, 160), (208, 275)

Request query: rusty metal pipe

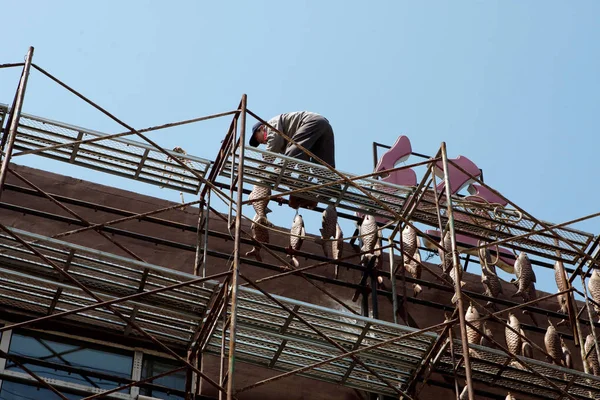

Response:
(0, 47), (34, 200)
(226, 94), (247, 400)
(440, 142), (474, 400)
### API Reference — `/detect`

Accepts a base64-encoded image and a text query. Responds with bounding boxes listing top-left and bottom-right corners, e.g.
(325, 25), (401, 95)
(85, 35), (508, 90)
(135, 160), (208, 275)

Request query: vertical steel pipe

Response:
(0, 46), (34, 199)
(219, 280), (230, 400)
(193, 196), (204, 278)
(389, 233), (398, 324)
(202, 190), (211, 279)
(226, 94), (247, 400)
(440, 142), (474, 400)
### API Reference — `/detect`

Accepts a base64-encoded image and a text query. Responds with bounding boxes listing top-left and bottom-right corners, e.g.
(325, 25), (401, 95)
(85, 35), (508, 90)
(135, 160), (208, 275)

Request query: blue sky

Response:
(1, 1), (599, 296)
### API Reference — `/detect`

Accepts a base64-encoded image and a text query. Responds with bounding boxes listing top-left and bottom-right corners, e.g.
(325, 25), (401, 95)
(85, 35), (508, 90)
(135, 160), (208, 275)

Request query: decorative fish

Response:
(520, 328), (533, 359)
(505, 313), (522, 356)
(402, 225), (418, 261)
(402, 225), (422, 297)
(289, 214), (306, 268)
(248, 185), (272, 218)
(449, 262), (466, 304)
(585, 334), (600, 376)
(520, 283), (539, 327)
(438, 230), (453, 274)
(554, 260), (569, 314)
(245, 215), (272, 262)
(319, 204), (338, 258)
(512, 252), (537, 300)
(405, 250), (423, 297)
(561, 337), (572, 369)
(587, 269), (600, 322)
(480, 321), (494, 348)
(332, 223), (344, 279)
(359, 215), (378, 266)
(480, 248), (503, 310)
(544, 320), (563, 366)
(374, 234), (385, 286)
(466, 304), (482, 347)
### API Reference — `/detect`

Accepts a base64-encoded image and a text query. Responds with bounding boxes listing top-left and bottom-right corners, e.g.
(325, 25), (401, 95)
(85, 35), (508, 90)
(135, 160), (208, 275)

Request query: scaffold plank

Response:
(205, 283), (437, 397)
(0, 227), (215, 344)
(2, 105), (594, 264)
(0, 228), (599, 397)
(230, 147), (594, 264)
(0, 104), (212, 194)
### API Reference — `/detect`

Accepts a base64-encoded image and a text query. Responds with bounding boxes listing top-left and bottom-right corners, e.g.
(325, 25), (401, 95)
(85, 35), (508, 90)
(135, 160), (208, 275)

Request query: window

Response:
(140, 356), (186, 400)
(0, 381), (81, 400)
(6, 331), (133, 392)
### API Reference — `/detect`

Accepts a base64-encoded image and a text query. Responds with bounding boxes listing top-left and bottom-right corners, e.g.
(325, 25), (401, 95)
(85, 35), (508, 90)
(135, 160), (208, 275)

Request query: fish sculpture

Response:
(480, 321), (494, 348)
(288, 214), (306, 268)
(332, 223), (344, 279)
(360, 215), (379, 266)
(588, 269), (600, 322)
(585, 334), (600, 376)
(505, 313), (522, 356)
(402, 225), (418, 260)
(245, 215), (272, 262)
(561, 337), (572, 369)
(520, 283), (539, 327)
(512, 252), (537, 300)
(319, 204), (338, 258)
(374, 234), (385, 286)
(449, 262), (466, 304)
(248, 185), (272, 218)
(405, 251), (423, 298)
(480, 248), (503, 310)
(402, 225), (423, 297)
(554, 260), (569, 314)
(466, 304), (482, 348)
(438, 232), (464, 300)
(438, 230), (453, 274)
(544, 320), (563, 365)
(520, 328), (533, 359)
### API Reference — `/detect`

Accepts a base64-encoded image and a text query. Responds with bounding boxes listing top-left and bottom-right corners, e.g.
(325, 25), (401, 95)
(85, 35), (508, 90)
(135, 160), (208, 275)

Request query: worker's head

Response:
(249, 122), (267, 147)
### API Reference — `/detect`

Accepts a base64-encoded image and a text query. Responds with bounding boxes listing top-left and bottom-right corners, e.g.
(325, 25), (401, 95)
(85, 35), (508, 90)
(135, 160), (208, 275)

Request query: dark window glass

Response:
(6, 332), (133, 392)
(140, 356), (186, 400)
(0, 381), (81, 400)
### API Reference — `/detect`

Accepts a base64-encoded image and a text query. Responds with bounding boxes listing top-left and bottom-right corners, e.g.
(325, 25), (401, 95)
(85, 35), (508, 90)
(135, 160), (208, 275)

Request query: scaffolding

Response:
(0, 47), (600, 400)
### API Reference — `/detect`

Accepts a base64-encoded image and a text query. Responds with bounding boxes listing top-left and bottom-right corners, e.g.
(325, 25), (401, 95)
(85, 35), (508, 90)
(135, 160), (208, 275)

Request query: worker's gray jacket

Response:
(265, 111), (322, 154)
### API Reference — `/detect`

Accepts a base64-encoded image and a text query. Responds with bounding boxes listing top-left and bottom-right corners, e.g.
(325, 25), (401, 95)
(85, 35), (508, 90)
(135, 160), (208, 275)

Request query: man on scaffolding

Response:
(249, 111), (336, 209)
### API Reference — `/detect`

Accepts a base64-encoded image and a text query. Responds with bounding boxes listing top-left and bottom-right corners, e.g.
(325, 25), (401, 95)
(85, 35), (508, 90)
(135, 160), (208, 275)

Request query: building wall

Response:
(0, 163), (588, 400)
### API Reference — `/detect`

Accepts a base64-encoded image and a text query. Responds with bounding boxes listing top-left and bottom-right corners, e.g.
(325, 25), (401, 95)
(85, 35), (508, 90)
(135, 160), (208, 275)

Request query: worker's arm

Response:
(265, 116), (286, 155)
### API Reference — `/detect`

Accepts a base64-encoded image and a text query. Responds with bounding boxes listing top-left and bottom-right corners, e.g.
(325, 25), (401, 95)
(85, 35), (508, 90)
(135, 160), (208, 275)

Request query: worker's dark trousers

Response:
(284, 116), (336, 168)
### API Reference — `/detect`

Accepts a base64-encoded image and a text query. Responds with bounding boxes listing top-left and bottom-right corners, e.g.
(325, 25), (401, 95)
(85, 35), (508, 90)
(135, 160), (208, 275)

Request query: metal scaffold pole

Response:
(440, 142), (475, 400)
(0, 46), (34, 199)
(226, 93), (247, 400)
